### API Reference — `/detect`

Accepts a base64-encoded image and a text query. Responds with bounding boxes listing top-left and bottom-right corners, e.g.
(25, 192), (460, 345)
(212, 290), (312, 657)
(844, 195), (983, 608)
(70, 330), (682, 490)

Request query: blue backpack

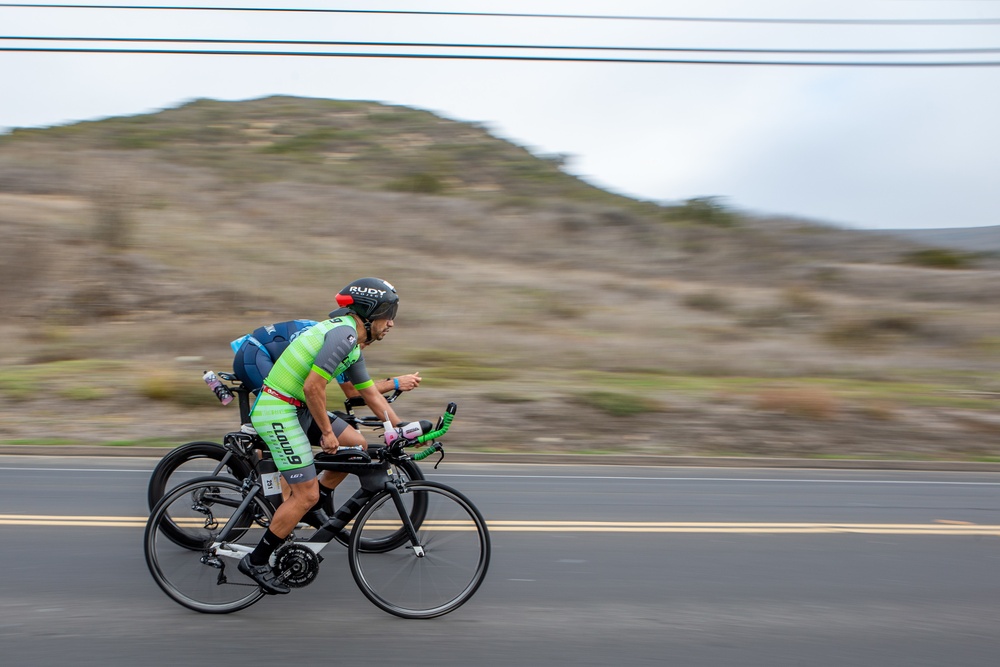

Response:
(231, 319), (318, 393)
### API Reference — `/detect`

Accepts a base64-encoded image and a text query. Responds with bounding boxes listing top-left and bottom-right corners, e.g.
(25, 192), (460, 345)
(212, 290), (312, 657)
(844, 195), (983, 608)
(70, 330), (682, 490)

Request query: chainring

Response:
(273, 543), (321, 588)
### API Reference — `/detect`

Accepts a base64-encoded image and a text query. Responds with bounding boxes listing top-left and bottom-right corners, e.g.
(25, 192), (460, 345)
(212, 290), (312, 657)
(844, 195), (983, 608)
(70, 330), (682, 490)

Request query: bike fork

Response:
(387, 484), (425, 558)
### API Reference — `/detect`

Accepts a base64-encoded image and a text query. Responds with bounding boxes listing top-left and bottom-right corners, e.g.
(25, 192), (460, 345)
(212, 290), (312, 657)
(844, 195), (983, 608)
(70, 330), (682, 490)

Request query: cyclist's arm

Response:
(359, 383), (402, 426)
(304, 371), (339, 452)
(341, 352), (401, 424)
(339, 372), (421, 399)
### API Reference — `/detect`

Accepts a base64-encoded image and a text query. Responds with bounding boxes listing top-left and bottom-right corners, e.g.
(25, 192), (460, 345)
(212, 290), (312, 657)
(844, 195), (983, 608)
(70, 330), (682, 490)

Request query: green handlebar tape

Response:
(413, 446), (438, 461)
(416, 411), (454, 444)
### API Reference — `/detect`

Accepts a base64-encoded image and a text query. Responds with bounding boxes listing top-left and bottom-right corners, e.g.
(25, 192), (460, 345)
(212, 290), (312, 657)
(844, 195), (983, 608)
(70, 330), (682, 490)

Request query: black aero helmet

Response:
(331, 277), (399, 322)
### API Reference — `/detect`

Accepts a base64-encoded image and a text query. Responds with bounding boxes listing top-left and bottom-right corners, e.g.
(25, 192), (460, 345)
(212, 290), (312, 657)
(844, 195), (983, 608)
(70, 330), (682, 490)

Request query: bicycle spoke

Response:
(145, 477), (269, 613)
(349, 481), (490, 619)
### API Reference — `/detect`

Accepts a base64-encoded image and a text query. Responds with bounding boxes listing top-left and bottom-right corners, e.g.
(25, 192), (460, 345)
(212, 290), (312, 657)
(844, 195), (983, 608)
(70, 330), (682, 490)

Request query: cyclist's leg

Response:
(242, 395), (321, 593)
(250, 394), (321, 538)
(269, 477), (320, 535)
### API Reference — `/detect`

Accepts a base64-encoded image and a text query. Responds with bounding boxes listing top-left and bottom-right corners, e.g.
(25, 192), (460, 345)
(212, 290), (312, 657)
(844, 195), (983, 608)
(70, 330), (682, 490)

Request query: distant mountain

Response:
(870, 226), (1000, 253)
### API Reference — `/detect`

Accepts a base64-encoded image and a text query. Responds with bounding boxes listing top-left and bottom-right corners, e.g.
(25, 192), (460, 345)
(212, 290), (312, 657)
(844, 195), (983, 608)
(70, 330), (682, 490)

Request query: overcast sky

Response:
(2, 0), (998, 230)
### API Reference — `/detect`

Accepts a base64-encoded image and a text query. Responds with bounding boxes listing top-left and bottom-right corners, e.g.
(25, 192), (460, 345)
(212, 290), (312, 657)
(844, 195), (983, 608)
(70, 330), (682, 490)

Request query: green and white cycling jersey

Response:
(262, 315), (375, 399)
(250, 315), (373, 477)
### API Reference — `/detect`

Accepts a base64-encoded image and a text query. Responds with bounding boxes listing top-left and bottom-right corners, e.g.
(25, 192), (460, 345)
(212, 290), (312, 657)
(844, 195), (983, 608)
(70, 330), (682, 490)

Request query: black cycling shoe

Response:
(238, 555), (290, 595)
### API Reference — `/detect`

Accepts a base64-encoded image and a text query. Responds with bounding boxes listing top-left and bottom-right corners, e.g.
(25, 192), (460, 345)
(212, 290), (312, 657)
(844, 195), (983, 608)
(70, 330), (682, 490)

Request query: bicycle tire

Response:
(144, 476), (270, 614)
(332, 455), (427, 553)
(147, 441), (255, 550)
(147, 441), (253, 509)
(348, 480), (490, 619)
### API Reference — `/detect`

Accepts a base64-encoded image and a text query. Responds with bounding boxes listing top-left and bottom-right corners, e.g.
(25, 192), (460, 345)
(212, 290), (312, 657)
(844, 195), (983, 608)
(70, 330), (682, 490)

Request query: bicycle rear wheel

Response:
(144, 476), (270, 614)
(147, 442), (254, 551)
(348, 480), (490, 619)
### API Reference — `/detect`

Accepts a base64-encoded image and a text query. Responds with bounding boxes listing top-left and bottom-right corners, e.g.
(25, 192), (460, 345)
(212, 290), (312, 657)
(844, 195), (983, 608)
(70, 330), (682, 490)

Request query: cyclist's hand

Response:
(396, 372), (421, 391)
(320, 432), (340, 454)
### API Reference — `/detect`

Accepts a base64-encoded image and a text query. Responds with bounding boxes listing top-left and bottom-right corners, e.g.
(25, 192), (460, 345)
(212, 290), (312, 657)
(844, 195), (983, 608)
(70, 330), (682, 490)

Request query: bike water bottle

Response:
(382, 412), (400, 446)
(203, 370), (234, 406)
(399, 420), (433, 440)
(258, 458), (283, 506)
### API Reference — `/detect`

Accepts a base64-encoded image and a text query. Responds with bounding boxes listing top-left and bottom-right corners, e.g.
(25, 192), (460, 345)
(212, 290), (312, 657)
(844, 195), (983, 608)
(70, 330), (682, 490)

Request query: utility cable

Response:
(3, 45), (999, 66)
(1, 3), (999, 26)
(4, 35), (1000, 56)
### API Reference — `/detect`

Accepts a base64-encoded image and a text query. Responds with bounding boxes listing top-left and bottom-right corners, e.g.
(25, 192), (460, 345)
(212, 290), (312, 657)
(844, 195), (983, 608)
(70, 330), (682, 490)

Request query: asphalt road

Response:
(2, 456), (999, 666)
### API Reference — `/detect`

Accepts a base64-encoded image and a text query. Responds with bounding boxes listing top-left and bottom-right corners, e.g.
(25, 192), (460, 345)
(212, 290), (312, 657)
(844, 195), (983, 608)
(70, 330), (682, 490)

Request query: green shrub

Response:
(385, 173), (444, 194)
(782, 286), (824, 313)
(260, 128), (344, 154)
(368, 112), (410, 124)
(683, 291), (730, 312)
(0, 372), (40, 402)
(574, 391), (662, 417)
(58, 386), (106, 401)
(663, 197), (738, 227)
(140, 370), (216, 407)
(901, 248), (972, 269)
(824, 313), (924, 346)
(485, 392), (537, 404)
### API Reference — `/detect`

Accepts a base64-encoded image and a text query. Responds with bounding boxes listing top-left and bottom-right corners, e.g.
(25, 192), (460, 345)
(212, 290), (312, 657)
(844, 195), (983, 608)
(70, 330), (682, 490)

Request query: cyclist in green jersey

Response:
(231, 319), (421, 400)
(238, 277), (411, 594)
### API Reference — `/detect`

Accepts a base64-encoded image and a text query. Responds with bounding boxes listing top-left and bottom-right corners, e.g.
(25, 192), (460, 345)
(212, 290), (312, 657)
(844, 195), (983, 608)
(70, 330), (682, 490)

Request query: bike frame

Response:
(197, 383), (452, 564)
(209, 453), (422, 561)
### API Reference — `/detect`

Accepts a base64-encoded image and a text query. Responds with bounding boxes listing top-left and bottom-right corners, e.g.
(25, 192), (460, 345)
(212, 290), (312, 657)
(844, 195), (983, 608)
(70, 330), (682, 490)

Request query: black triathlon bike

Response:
(146, 373), (428, 552)
(143, 374), (490, 618)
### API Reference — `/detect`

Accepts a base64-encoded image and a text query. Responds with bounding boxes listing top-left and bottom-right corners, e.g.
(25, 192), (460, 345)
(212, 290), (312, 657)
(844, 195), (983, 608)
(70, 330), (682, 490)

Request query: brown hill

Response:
(1, 96), (998, 459)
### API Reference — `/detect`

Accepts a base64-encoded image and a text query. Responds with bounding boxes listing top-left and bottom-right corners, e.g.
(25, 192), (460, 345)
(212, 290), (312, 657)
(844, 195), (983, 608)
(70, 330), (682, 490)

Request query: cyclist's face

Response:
(369, 318), (394, 341)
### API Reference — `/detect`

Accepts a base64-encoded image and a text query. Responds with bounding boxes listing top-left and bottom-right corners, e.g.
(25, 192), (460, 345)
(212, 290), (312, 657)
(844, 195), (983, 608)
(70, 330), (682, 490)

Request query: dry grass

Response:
(1, 96), (1000, 457)
(753, 386), (840, 420)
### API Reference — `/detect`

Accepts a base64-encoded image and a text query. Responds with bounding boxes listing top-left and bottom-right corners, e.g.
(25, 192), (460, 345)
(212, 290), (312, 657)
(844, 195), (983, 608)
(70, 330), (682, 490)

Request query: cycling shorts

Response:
(250, 392), (351, 483)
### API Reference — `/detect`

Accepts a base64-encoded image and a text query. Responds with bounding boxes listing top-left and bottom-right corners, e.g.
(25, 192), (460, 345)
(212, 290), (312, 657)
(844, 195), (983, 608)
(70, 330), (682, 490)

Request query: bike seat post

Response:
(234, 387), (252, 425)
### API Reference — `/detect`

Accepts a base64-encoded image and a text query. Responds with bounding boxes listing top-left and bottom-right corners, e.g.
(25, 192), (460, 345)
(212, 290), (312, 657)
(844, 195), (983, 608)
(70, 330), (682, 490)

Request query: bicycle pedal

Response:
(201, 555), (224, 569)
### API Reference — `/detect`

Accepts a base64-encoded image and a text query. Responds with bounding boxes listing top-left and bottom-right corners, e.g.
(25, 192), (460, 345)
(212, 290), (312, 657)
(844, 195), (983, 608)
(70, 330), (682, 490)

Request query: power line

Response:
(4, 45), (999, 66)
(2, 3), (999, 26)
(5, 35), (1000, 57)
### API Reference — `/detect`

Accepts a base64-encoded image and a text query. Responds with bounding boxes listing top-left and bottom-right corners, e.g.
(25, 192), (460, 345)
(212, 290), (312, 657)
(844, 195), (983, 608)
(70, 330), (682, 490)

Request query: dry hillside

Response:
(1, 96), (999, 459)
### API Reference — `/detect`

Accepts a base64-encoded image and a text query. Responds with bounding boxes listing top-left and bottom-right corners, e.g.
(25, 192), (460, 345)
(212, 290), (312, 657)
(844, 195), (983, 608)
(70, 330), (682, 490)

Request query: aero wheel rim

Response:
(145, 477), (270, 613)
(350, 483), (489, 618)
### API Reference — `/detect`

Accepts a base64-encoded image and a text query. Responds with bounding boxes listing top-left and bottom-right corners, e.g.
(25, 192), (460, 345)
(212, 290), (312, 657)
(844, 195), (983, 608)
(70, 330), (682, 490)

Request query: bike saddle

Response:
(314, 447), (371, 463)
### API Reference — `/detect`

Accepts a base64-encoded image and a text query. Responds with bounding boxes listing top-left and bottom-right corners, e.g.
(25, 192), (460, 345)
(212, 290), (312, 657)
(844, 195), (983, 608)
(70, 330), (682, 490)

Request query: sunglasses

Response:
(369, 300), (398, 321)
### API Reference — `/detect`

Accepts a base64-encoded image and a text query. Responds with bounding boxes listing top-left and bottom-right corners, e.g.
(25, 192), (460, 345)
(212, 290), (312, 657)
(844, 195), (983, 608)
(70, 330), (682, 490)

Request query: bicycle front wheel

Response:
(348, 481), (490, 619)
(144, 476), (270, 614)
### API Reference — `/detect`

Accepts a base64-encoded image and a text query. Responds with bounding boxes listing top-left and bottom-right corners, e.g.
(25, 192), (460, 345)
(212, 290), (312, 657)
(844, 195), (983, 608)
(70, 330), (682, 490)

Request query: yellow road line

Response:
(1, 515), (999, 534)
